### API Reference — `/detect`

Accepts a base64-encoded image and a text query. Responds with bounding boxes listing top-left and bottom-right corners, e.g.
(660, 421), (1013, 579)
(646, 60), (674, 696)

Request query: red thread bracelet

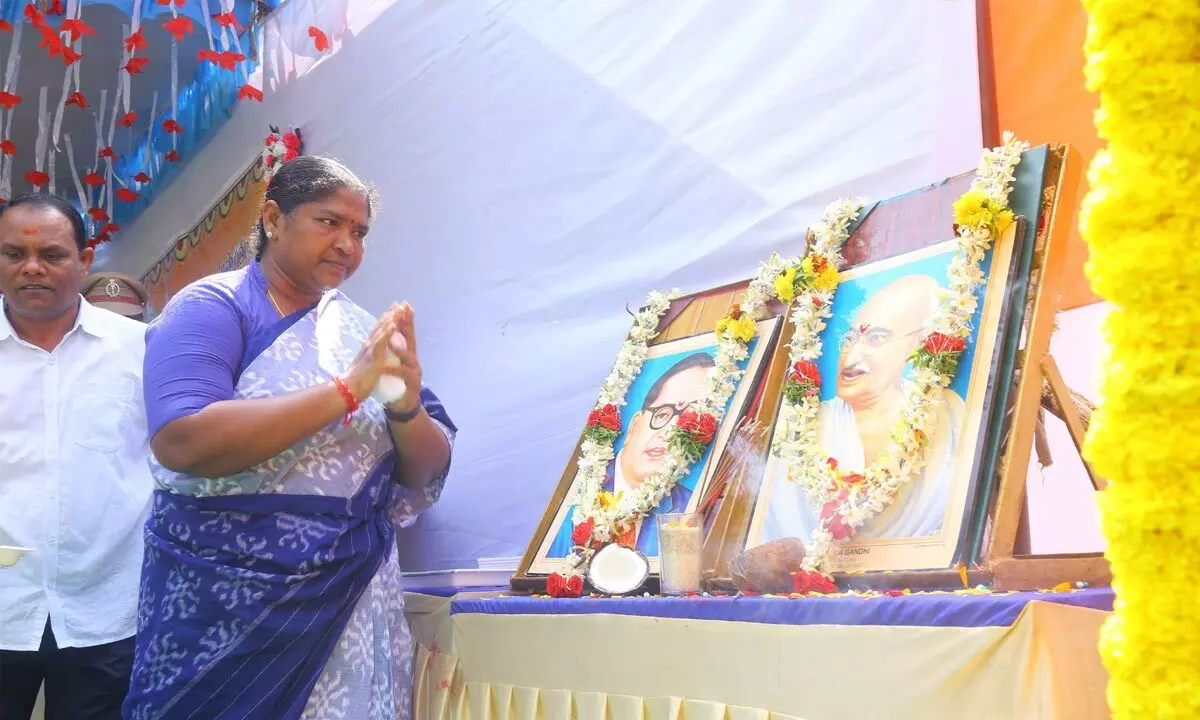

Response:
(332, 376), (360, 425)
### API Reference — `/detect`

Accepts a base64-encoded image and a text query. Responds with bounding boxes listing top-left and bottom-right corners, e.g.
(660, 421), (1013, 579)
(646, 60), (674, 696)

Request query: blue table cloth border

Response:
(448, 588), (1114, 629)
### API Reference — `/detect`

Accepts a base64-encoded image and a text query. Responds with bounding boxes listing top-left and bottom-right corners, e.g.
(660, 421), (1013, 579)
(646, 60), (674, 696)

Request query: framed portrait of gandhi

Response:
(744, 223), (1020, 573)
(521, 315), (782, 579)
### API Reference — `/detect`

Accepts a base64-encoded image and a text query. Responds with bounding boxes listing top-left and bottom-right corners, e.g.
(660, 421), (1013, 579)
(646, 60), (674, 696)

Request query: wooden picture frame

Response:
(510, 285), (785, 594)
(702, 145), (1097, 591)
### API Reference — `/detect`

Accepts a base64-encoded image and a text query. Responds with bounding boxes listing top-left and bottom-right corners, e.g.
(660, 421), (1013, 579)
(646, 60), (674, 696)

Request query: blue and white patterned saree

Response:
(125, 289), (454, 720)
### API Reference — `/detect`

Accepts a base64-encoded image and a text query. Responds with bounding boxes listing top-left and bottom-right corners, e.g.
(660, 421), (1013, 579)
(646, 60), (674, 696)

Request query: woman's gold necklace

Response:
(266, 288), (287, 316)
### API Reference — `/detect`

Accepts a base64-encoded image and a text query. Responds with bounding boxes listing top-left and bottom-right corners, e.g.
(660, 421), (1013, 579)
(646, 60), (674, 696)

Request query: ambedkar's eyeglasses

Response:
(645, 404), (687, 431)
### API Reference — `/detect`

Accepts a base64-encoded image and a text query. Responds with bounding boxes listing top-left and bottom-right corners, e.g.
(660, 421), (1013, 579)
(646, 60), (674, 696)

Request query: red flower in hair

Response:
(282, 132), (301, 151)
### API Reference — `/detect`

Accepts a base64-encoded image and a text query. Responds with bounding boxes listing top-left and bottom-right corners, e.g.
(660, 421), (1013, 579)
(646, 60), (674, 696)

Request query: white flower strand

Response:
(774, 135), (1028, 575)
(564, 251), (806, 573)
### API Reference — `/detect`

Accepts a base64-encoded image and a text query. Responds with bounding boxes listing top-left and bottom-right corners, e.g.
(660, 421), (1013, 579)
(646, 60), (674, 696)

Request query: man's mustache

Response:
(841, 362), (870, 377)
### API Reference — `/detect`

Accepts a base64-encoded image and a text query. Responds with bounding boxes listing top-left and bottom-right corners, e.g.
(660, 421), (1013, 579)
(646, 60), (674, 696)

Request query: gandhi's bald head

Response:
(837, 275), (940, 410)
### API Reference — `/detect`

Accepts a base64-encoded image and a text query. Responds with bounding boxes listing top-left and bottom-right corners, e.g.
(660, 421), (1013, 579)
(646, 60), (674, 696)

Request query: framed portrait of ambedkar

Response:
(516, 304), (782, 584)
(743, 223), (1021, 573)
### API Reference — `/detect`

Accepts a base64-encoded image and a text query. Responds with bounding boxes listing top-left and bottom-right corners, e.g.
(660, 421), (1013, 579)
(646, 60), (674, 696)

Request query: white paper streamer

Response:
(170, 40), (178, 149)
(199, 0), (217, 51)
(47, 147), (56, 194)
(4, 21), (23, 92)
(144, 90), (158, 171)
(93, 88), (108, 171)
(64, 134), (89, 211)
(34, 87), (49, 173)
(121, 22), (131, 115)
(1, 22), (23, 198)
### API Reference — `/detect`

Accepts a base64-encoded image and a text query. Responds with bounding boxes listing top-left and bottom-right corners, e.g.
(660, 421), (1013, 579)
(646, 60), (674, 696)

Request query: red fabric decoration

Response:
(98, 146), (115, 159)
(308, 26), (329, 52)
(123, 57), (149, 74)
(82, 172), (105, 187)
(65, 91), (87, 109)
(61, 47), (82, 66)
(156, 0), (186, 6)
(60, 18), (97, 41)
(99, 223), (121, 235)
(124, 28), (147, 53)
(118, 112), (138, 128)
(212, 12), (243, 31)
(23, 170), (49, 188)
(0, 92), (21, 110)
(162, 119), (183, 134)
(164, 150), (181, 162)
(133, 172), (152, 183)
(0, 20), (12, 32)
(87, 207), (109, 222)
(46, 0), (66, 16)
(24, 4), (46, 29)
(116, 187), (140, 202)
(216, 51), (244, 70)
(0, 140), (15, 156)
(237, 85), (263, 102)
(162, 16), (194, 41)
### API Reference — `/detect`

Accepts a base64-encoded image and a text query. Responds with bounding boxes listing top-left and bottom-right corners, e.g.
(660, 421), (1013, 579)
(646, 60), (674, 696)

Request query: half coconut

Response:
(586, 543), (650, 596)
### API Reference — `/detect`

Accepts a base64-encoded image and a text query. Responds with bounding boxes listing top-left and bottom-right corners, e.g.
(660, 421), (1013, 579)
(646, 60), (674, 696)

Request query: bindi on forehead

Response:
(21, 227), (39, 235)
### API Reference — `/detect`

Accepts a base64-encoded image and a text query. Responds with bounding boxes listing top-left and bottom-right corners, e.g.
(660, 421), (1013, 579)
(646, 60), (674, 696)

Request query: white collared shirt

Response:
(0, 298), (153, 650)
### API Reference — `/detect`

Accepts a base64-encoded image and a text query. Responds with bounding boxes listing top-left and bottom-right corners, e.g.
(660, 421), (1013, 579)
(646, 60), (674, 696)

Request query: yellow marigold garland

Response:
(1080, 1), (1200, 717)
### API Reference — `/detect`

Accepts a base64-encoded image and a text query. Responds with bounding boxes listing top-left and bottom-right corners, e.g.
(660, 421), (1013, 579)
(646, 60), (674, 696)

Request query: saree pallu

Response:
(126, 290), (452, 720)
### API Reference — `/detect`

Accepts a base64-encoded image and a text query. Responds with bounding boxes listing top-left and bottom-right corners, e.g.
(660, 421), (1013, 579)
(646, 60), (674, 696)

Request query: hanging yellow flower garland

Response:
(1080, 1), (1200, 717)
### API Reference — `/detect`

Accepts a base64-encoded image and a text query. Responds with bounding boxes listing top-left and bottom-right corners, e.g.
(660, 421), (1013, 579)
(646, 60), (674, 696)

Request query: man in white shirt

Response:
(0, 193), (153, 720)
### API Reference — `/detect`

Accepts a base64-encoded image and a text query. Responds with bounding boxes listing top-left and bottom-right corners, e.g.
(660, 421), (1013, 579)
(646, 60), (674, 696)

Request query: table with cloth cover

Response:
(403, 587), (1112, 719)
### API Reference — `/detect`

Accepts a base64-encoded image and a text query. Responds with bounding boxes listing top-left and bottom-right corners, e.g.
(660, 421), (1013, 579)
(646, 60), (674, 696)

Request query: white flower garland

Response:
(772, 134), (1028, 576)
(563, 277), (778, 575)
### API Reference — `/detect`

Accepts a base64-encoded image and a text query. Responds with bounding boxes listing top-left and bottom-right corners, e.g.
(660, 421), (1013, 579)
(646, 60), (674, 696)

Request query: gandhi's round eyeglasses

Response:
(839, 325), (925, 353)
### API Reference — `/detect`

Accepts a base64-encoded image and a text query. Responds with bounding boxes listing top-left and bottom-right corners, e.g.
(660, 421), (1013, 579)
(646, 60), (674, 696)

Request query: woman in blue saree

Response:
(123, 156), (455, 719)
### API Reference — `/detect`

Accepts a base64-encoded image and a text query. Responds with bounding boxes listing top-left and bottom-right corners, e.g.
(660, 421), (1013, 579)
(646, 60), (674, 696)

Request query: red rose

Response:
(546, 572), (583, 598)
(283, 148), (299, 162)
(586, 409), (601, 427)
(827, 457), (838, 471)
(809, 574), (838, 594)
(265, 154), (276, 167)
(264, 133), (278, 145)
(282, 132), (301, 150)
(811, 296), (823, 307)
(819, 498), (853, 540)
(792, 570), (838, 595)
(842, 473), (864, 486)
(571, 518), (595, 547)
(676, 408), (700, 434)
(789, 360), (820, 385)
(598, 404), (621, 431)
(923, 331), (966, 355)
(694, 413), (718, 444)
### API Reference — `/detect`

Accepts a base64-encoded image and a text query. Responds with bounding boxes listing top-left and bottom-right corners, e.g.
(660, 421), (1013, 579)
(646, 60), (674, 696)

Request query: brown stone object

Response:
(728, 538), (807, 594)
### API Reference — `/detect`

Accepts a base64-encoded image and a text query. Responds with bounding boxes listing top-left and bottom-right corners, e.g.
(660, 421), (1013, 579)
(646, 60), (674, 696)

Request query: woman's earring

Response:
(267, 231), (273, 239)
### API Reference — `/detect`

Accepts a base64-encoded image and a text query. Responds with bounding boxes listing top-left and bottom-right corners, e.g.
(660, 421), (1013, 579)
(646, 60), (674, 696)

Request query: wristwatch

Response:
(384, 403), (423, 424)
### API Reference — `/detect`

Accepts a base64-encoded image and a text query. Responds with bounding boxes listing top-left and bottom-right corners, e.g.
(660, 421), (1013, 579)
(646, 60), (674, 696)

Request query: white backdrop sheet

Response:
(101, 0), (983, 571)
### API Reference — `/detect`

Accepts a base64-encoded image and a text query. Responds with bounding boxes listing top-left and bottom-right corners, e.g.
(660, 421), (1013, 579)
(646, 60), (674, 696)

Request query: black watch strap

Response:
(385, 403), (423, 424)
